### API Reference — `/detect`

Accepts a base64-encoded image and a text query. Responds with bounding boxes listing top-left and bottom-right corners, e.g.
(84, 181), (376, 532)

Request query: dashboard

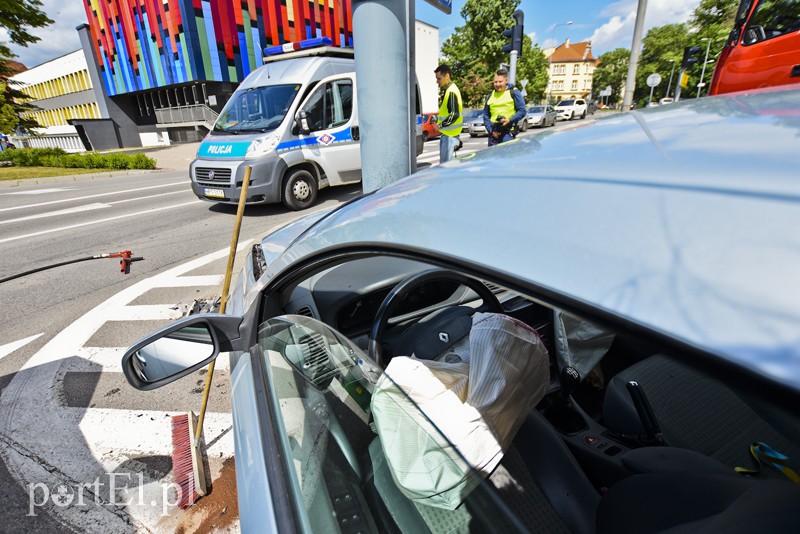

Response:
(281, 257), (488, 350)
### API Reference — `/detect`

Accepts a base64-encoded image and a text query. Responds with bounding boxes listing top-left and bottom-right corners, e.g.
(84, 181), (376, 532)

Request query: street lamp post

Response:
(547, 21), (572, 104)
(697, 37), (712, 98)
(666, 59), (676, 98)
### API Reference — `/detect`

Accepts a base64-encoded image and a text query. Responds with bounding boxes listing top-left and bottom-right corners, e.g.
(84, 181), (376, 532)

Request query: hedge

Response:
(0, 148), (156, 170)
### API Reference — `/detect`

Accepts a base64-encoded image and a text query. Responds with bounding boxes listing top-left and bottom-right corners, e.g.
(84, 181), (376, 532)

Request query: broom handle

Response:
(195, 166), (252, 446)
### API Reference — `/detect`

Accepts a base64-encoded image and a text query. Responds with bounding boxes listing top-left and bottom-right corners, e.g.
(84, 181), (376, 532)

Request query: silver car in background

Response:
(464, 109), (487, 137)
(526, 105), (557, 128)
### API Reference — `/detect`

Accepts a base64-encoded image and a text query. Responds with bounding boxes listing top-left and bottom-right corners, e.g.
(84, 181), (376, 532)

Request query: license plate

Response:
(204, 188), (225, 199)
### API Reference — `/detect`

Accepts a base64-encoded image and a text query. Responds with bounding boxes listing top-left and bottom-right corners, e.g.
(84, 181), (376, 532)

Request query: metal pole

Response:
(508, 50), (518, 86)
(697, 38), (712, 98)
(353, 0), (412, 192)
(666, 60), (676, 98)
(648, 84), (654, 106)
(622, 0), (648, 112)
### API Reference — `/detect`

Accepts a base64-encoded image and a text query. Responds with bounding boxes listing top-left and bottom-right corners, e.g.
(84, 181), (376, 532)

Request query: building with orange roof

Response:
(545, 39), (596, 103)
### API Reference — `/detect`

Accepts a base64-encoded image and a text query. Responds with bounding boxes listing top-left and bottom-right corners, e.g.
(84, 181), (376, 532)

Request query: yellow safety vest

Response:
(487, 90), (516, 123)
(438, 82), (463, 137)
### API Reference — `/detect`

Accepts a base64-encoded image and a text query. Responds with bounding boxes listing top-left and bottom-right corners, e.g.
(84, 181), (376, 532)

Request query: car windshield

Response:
(213, 84), (300, 134)
(557, 100), (575, 106)
(464, 110), (482, 120)
(528, 106), (545, 113)
(257, 314), (526, 532)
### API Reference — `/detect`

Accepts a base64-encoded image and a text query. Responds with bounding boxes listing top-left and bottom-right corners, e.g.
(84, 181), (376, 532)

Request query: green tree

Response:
(0, 0), (53, 134)
(633, 23), (691, 104)
(440, 0), (547, 106)
(592, 48), (629, 106)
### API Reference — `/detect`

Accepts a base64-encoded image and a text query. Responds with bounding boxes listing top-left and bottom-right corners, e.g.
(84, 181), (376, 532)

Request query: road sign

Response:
(424, 0), (452, 14)
(599, 88), (611, 96)
(646, 73), (662, 87)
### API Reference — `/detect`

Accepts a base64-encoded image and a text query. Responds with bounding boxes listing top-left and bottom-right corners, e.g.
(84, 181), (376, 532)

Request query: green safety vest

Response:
(438, 82), (463, 136)
(487, 90), (516, 123)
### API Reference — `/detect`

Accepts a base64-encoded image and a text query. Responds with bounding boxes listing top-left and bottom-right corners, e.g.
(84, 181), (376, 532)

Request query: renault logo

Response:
(439, 332), (449, 343)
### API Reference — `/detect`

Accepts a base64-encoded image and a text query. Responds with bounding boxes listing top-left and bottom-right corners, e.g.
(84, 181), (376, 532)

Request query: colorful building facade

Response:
(83, 0), (354, 96)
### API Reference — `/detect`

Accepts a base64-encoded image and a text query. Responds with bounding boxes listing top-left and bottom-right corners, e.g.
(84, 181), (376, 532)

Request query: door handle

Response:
(791, 65), (800, 78)
(351, 125), (360, 141)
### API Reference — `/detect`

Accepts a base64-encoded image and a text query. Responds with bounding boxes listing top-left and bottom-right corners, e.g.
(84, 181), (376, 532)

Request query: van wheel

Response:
(282, 169), (318, 211)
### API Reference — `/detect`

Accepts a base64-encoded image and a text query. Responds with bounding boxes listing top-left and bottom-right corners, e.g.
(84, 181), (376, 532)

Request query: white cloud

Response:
(587, 0), (698, 55)
(527, 31), (537, 44)
(5, 1), (87, 68)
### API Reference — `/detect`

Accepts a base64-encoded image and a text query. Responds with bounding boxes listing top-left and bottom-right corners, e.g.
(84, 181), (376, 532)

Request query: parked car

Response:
(525, 105), (557, 128)
(710, 0), (800, 95)
(464, 109), (487, 137)
(555, 98), (588, 120)
(123, 87), (800, 533)
(421, 113), (441, 142)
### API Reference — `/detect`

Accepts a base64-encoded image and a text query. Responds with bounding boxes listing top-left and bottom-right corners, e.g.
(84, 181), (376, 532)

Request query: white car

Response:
(555, 99), (588, 120)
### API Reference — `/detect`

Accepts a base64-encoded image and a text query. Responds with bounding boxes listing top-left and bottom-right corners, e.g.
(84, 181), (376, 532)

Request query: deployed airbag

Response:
(371, 312), (550, 509)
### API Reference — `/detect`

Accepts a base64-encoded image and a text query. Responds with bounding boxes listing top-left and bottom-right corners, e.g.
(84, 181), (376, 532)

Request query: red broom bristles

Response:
(171, 413), (200, 509)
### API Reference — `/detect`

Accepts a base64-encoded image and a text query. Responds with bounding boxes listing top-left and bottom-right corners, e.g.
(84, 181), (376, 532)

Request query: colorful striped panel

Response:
(83, 0), (354, 95)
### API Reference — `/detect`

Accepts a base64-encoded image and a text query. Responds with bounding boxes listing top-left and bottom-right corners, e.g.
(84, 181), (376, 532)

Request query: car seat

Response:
(603, 354), (800, 476)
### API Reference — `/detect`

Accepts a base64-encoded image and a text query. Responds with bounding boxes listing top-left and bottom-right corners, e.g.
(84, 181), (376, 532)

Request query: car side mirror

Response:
(295, 110), (311, 135)
(743, 25), (765, 45)
(121, 314), (245, 391)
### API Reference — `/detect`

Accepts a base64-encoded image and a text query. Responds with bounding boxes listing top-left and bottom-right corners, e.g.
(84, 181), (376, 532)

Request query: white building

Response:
(415, 20), (440, 113)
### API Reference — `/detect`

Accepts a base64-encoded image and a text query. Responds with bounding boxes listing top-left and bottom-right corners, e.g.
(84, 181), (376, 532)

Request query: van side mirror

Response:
(295, 110), (311, 135)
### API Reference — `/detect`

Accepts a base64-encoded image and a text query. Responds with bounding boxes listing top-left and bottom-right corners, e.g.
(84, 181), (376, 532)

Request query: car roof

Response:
(269, 87), (800, 393)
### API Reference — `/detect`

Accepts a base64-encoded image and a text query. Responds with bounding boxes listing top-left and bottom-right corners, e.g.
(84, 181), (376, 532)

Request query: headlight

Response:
(246, 132), (280, 157)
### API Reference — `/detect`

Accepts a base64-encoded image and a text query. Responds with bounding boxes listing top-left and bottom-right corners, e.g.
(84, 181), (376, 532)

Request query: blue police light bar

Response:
(264, 37), (334, 56)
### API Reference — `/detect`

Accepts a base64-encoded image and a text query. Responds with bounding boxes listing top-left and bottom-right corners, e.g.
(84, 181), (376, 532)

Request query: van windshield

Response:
(214, 84), (301, 134)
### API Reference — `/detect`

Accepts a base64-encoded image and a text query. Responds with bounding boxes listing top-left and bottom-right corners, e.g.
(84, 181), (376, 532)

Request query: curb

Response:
(0, 169), (174, 189)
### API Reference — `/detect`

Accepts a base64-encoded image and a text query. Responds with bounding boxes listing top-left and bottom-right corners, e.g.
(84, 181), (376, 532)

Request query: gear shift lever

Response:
(559, 366), (581, 400)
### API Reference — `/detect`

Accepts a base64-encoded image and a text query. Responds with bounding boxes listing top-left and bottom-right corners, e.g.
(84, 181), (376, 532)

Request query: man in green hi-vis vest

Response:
(483, 68), (526, 147)
(434, 64), (463, 163)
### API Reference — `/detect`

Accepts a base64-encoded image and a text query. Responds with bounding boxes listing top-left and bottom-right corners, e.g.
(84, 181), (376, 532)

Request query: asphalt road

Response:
(0, 113), (595, 532)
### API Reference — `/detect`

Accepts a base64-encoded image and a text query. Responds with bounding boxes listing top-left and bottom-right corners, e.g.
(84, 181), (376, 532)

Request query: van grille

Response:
(195, 167), (232, 185)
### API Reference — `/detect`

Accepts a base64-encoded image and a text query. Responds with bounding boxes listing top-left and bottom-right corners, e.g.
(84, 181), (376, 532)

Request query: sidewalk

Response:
(134, 141), (201, 171)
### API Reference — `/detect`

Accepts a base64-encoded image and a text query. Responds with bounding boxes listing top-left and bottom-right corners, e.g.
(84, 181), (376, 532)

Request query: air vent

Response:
(483, 281), (503, 293)
(299, 332), (336, 386)
(296, 306), (314, 317)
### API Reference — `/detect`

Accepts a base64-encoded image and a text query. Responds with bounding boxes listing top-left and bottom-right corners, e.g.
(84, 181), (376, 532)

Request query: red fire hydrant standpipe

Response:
(0, 250), (144, 284)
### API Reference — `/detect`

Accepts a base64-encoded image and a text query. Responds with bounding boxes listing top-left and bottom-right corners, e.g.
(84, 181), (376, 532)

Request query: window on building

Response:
(571, 80), (578, 91)
(573, 64), (580, 74)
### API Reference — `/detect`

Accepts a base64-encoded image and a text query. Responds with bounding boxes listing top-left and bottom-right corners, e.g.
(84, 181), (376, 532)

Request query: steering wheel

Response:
(368, 269), (503, 368)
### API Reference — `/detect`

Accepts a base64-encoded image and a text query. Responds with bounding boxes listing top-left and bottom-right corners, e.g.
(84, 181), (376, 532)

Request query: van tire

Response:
(282, 169), (318, 211)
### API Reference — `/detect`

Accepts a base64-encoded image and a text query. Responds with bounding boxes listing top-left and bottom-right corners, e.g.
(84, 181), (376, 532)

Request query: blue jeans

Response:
(439, 134), (459, 163)
(488, 130), (514, 146)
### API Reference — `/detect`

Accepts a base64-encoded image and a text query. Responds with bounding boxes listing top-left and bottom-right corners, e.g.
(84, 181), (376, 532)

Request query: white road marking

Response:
(62, 347), (230, 373)
(0, 202), (111, 224)
(0, 241), (249, 532)
(0, 333), (43, 361)
(0, 200), (203, 244)
(105, 304), (186, 321)
(0, 181), (185, 213)
(1, 188), (72, 196)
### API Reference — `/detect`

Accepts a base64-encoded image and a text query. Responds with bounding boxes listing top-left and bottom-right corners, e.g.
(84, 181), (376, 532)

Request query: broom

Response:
(171, 166), (252, 508)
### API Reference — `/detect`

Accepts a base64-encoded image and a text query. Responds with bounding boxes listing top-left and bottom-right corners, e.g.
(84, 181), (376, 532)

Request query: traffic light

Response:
(502, 10), (525, 57)
(682, 46), (702, 69)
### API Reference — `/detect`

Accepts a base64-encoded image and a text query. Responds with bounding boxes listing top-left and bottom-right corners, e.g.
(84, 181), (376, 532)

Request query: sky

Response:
(2, 0), (702, 69)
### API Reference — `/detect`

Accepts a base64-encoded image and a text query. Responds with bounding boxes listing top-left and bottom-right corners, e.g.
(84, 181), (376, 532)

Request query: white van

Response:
(190, 38), (423, 210)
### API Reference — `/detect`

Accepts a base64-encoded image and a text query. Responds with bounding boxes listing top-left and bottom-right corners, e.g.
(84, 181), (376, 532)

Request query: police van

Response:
(190, 38), (423, 211)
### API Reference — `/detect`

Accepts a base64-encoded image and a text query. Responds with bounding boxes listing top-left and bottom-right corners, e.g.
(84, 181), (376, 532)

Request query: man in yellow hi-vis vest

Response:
(483, 68), (526, 147)
(434, 64), (463, 163)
